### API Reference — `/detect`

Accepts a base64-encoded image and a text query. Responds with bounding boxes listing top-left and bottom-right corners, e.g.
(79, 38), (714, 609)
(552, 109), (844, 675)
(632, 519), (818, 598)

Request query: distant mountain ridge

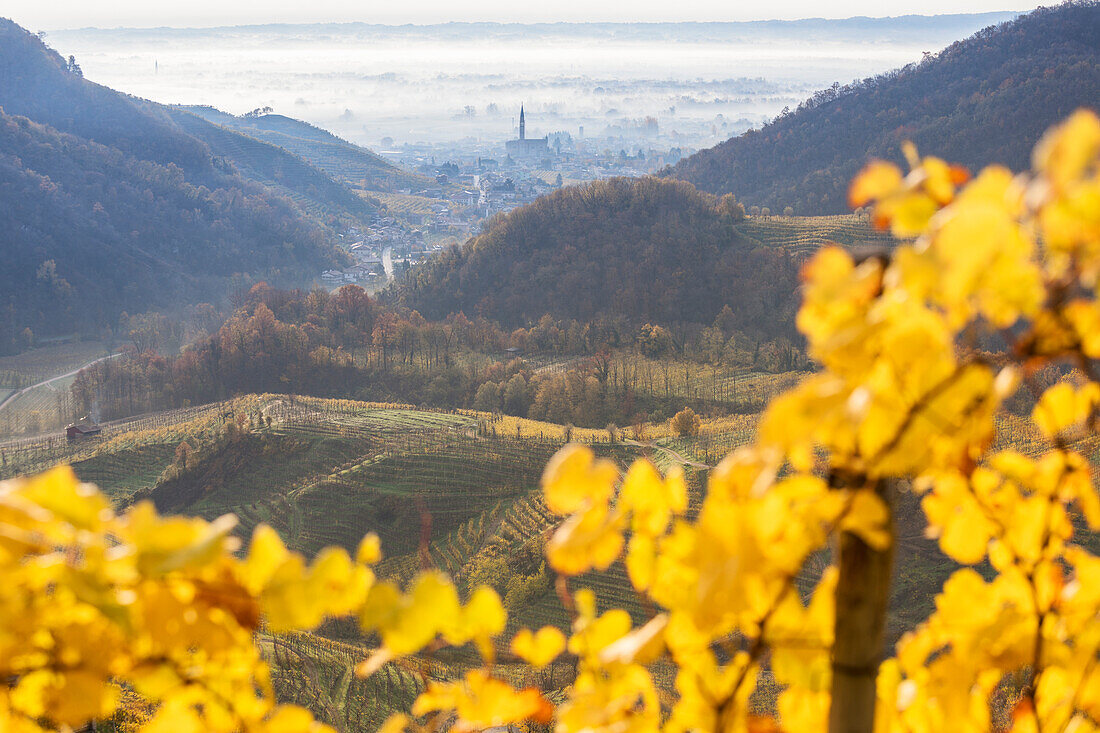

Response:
(665, 2), (1100, 215)
(49, 14), (1020, 42)
(175, 106), (430, 193)
(0, 18), (351, 351)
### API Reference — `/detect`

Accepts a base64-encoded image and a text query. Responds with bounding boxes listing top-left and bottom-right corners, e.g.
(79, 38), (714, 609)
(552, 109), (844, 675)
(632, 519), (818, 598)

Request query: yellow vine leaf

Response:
(542, 443), (618, 515)
(1033, 108), (1100, 190)
(619, 459), (687, 536)
(365, 571), (461, 655)
(599, 614), (668, 667)
(1032, 381), (1100, 439)
(546, 501), (625, 575)
(355, 532), (382, 565)
(839, 489), (891, 550)
(849, 160), (903, 208)
(375, 713), (411, 733)
(511, 626), (567, 668)
(412, 670), (552, 732)
(450, 586), (507, 661)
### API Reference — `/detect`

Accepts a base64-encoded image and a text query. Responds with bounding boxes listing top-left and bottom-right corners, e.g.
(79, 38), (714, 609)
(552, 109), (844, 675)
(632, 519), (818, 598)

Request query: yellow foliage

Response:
(511, 626), (567, 668)
(0, 466), (369, 732)
(6, 109), (1100, 733)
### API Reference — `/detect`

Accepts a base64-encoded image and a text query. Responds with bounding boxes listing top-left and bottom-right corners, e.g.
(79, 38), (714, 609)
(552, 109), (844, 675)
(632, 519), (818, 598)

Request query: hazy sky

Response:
(5, 0), (1040, 30)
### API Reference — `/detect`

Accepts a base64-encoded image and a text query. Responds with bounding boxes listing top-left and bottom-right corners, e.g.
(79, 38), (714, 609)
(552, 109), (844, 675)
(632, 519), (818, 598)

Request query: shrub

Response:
(669, 406), (702, 436)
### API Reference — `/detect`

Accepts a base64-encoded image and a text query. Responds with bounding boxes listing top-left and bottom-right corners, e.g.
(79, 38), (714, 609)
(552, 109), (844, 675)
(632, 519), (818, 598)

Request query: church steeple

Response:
(519, 105), (525, 140)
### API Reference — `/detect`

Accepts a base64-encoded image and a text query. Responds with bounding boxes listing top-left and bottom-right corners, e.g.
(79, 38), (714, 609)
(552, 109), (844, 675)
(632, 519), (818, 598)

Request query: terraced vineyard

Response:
(10, 385), (1083, 729)
(0, 373), (79, 437)
(0, 398), (264, 482)
(737, 214), (896, 257)
(0, 341), (111, 384)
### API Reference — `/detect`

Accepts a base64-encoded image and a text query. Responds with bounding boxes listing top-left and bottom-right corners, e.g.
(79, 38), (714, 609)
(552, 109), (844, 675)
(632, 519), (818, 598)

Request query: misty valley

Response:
(1, 3), (1099, 732)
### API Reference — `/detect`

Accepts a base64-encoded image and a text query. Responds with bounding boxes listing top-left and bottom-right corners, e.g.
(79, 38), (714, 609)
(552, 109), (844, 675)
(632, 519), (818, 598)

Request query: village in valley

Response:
(322, 105), (690, 290)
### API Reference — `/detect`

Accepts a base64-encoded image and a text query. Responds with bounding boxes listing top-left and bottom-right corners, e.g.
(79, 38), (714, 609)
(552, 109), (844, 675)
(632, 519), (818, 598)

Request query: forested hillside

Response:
(0, 19), (348, 352)
(665, 1), (1100, 214)
(164, 108), (382, 222)
(392, 177), (855, 337)
(176, 106), (431, 192)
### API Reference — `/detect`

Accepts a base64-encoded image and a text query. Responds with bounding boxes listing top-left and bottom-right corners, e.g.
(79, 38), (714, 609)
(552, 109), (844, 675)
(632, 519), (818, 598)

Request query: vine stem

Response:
(829, 477), (895, 733)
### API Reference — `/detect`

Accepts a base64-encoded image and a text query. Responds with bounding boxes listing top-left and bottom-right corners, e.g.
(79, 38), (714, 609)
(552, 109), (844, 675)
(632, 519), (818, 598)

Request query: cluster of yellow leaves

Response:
(472, 109), (1100, 733)
(0, 465), (376, 733)
(0, 467), (540, 733)
(532, 443), (885, 733)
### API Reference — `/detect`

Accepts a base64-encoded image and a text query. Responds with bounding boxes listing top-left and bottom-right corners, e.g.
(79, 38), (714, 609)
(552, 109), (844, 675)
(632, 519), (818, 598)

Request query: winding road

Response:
(0, 352), (121, 415)
(382, 245), (395, 281)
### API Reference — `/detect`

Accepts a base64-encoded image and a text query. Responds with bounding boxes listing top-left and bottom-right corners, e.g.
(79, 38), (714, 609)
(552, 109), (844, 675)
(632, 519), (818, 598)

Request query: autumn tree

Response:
(669, 406), (702, 437)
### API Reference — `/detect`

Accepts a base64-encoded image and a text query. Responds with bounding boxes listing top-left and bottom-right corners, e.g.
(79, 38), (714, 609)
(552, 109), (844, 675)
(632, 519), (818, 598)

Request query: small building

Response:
(66, 421), (102, 440)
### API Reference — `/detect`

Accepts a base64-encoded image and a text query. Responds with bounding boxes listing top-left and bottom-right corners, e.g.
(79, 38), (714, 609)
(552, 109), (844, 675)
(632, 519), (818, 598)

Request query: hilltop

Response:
(665, 2), (1100, 214)
(389, 177), (892, 336)
(176, 106), (430, 193)
(0, 19), (358, 351)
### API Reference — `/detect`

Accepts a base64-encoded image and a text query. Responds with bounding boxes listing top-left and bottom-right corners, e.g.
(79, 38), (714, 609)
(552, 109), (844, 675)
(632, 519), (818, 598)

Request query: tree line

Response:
(71, 283), (806, 428)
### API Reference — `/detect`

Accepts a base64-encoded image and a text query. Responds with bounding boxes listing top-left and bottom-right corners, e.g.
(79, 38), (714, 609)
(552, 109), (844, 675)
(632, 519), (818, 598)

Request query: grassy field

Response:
(368, 191), (444, 216)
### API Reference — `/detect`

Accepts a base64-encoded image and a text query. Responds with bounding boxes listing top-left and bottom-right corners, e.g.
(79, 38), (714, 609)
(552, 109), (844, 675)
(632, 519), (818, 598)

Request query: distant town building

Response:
(505, 106), (549, 159)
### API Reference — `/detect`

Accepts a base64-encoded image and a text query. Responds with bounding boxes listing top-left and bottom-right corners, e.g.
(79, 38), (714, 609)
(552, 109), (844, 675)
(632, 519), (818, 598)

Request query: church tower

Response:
(519, 105), (526, 140)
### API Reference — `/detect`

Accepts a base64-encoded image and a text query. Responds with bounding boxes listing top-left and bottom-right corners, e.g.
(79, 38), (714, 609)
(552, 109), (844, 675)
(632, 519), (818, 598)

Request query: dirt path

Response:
(0, 352), (121, 414)
(622, 439), (711, 470)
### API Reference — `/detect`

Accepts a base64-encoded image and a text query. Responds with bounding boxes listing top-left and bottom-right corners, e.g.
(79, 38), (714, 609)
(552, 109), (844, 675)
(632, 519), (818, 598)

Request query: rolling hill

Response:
(0, 18), (353, 351)
(176, 105), (432, 193)
(388, 176), (892, 336)
(665, 2), (1100, 214)
(163, 107), (382, 222)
